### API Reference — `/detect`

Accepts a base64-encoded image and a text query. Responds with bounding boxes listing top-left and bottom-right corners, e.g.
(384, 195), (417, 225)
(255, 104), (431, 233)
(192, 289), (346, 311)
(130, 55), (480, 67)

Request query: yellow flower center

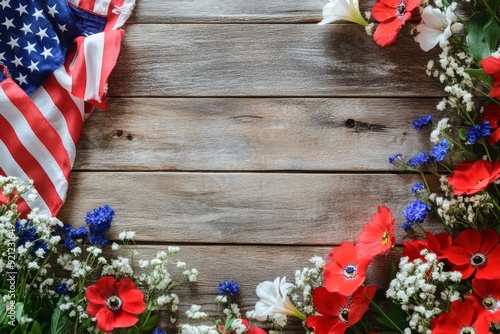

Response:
(381, 232), (390, 245)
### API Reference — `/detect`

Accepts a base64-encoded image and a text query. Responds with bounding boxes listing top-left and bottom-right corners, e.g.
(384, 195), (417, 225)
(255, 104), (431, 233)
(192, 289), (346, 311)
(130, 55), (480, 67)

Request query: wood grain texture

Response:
(109, 24), (442, 97)
(58, 172), (443, 245)
(76, 97), (451, 171)
(129, 0), (327, 23)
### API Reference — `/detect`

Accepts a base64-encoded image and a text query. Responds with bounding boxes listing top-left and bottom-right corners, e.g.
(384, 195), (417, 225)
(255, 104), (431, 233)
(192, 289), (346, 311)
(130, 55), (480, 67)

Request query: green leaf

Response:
(487, 0), (500, 12)
(459, 127), (468, 141)
(14, 303), (23, 323)
(140, 313), (159, 332)
(29, 321), (42, 334)
(50, 298), (71, 334)
(467, 12), (500, 63)
(0, 295), (8, 326)
(465, 68), (493, 86)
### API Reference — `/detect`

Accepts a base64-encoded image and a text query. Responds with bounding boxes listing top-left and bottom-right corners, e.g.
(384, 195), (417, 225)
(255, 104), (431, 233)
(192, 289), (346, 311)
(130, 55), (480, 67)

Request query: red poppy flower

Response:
(306, 285), (377, 334)
(402, 232), (452, 261)
(447, 160), (500, 195)
(432, 298), (491, 334)
(371, 0), (420, 46)
(445, 229), (500, 280)
(470, 278), (500, 322)
(483, 103), (500, 146)
(480, 56), (500, 99)
(324, 242), (372, 296)
(86, 276), (146, 333)
(357, 206), (396, 258)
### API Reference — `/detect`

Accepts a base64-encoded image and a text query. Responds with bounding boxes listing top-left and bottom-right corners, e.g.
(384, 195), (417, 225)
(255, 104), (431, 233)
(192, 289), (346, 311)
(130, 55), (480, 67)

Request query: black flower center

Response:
(106, 295), (123, 312)
(343, 264), (357, 280)
(396, 0), (406, 19)
(483, 296), (497, 310)
(470, 252), (487, 267)
(460, 326), (476, 334)
(338, 306), (350, 323)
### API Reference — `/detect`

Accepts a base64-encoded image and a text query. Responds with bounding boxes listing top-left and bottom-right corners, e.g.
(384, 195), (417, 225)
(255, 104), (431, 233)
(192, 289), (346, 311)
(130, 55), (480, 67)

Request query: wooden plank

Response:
(91, 244), (401, 328)
(77, 97), (449, 171)
(58, 172), (443, 245)
(109, 24), (442, 97)
(129, 0), (327, 23)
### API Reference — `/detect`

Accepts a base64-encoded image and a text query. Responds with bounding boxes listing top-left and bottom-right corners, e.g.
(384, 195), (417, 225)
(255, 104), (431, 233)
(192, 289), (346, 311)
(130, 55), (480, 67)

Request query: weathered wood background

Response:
(58, 0), (442, 329)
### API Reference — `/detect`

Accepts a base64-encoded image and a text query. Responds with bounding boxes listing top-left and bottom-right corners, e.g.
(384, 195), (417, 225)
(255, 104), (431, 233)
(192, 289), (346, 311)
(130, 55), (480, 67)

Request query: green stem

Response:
(366, 294), (405, 334)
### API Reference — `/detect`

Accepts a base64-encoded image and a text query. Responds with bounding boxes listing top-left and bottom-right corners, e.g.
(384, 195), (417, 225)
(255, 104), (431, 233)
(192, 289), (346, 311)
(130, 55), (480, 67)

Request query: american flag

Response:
(0, 0), (134, 216)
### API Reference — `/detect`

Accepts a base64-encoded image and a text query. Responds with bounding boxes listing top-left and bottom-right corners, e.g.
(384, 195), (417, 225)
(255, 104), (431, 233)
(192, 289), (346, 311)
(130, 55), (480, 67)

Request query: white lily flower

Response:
(318, 0), (368, 27)
(414, 5), (456, 51)
(253, 277), (305, 321)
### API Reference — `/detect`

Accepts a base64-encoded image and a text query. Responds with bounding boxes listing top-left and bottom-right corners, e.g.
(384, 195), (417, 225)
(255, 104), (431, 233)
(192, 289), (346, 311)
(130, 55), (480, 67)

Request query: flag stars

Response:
(23, 42), (37, 54)
(20, 23), (33, 35)
(2, 17), (15, 30)
(32, 8), (44, 21)
(58, 24), (68, 33)
(36, 27), (49, 40)
(15, 3), (28, 15)
(27, 60), (40, 72)
(41, 47), (53, 59)
(0, 0), (10, 10)
(7, 36), (19, 49)
(47, 4), (59, 17)
(10, 55), (23, 68)
(0, 52), (5, 61)
(15, 73), (27, 85)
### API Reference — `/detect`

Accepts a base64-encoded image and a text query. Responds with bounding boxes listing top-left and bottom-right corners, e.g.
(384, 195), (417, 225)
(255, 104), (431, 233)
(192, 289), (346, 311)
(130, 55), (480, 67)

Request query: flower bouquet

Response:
(242, 0), (500, 333)
(0, 176), (198, 333)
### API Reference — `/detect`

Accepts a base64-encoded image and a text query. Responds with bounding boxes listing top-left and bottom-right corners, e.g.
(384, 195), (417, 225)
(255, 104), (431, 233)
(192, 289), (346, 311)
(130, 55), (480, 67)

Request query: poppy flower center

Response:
(381, 232), (390, 245)
(459, 326), (476, 334)
(482, 296), (498, 310)
(396, 0), (406, 19)
(338, 306), (350, 323)
(470, 252), (487, 267)
(106, 295), (123, 312)
(343, 264), (357, 279)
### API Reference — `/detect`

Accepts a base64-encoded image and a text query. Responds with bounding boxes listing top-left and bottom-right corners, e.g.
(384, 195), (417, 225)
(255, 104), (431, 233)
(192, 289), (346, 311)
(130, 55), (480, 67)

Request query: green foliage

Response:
(466, 12), (500, 63)
(50, 297), (71, 334)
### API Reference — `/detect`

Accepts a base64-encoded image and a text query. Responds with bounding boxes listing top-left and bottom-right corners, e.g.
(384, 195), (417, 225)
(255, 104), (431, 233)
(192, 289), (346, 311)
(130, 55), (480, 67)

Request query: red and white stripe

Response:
(0, 0), (129, 216)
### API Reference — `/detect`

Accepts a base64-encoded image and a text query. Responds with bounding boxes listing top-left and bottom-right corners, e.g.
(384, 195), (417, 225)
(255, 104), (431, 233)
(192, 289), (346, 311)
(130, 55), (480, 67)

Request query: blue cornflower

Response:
(412, 115), (432, 130)
(407, 152), (432, 167)
(54, 283), (69, 295)
(429, 139), (450, 162)
(152, 329), (167, 334)
(89, 234), (109, 247)
(402, 199), (431, 229)
(388, 153), (402, 164)
(217, 280), (240, 296)
(15, 220), (38, 246)
(64, 237), (77, 250)
(411, 183), (425, 194)
(466, 121), (492, 144)
(85, 205), (114, 235)
(68, 226), (88, 240)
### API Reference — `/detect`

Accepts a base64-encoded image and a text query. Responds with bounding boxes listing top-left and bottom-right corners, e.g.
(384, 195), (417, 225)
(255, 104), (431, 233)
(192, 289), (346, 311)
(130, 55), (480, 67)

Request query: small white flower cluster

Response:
(428, 176), (494, 228)
(186, 304), (209, 320)
(386, 250), (462, 333)
(289, 256), (324, 317)
(426, 43), (474, 117)
(180, 324), (219, 334)
(430, 118), (451, 144)
(133, 246), (197, 322)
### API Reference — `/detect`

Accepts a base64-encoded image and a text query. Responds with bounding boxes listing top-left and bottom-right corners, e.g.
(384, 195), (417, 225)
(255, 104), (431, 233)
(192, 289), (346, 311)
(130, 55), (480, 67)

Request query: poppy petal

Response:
(95, 307), (117, 333)
(85, 285), (107, 306)
(113, 310), (140, 328)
